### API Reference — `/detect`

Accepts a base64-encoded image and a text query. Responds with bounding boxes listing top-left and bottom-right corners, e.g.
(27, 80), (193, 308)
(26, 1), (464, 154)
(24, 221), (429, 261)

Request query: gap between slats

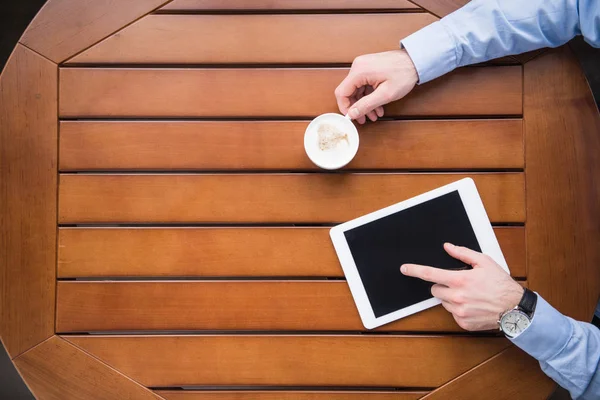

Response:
(57, 277), (528, 282)
(158, 0), (422, 12)
(153, 9), (428, 14)
(58, 331), (504, 337)
(152, 388), (430, 400)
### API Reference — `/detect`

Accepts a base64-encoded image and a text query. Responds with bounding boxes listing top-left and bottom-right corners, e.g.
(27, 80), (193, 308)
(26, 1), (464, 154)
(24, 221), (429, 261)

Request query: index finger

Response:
(400, 263), (461, 286)
(444, 243), (489, 268)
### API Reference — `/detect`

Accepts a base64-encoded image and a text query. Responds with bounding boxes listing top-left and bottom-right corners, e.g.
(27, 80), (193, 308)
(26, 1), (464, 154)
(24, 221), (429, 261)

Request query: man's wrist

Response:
(503, 281), (525, 312)
(510, 295), (573, 362)
(396, 49), (419, 87)
(400, 20), (458, 84)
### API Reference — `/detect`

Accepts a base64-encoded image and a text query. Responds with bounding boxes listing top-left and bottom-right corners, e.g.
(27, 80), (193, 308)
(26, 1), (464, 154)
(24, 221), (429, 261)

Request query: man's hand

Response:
(400, 243), (524, 331)
(334, 49), (418, 124)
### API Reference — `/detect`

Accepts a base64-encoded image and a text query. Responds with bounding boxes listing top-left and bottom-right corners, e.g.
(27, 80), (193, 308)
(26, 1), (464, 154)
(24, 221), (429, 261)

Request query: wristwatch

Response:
(498, 288), (537, 338)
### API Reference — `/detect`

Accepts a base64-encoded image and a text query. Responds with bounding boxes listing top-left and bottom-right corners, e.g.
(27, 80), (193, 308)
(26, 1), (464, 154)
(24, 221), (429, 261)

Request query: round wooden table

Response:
(2, 1), (599, 399)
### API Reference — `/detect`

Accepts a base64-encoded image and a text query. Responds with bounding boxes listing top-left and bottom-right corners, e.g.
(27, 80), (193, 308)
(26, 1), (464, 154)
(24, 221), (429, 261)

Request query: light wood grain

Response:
(160, 0), (421, 11)
(55, 281), (513, 332)
(20, 0), (169, 63)
(156, 391), (426, 400)
(57, 227), (526, 278)
(0, 45), (57, 358)
(59, 120), (524, 171)
(421, 346), (555, 399)
(408, 0), (468, 17)
(58, 66), (522, 117)
(69, 14), (436, 64)
(66, 335), (510, 387)
(524, 47), (600, 321)
(13, 336), (164, 400)
(58, 173), (525, 224)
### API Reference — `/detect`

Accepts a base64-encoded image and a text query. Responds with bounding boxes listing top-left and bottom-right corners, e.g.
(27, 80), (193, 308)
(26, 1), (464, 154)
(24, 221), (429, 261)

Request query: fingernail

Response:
(446, 243), (455, 249)
(400, 265), (407, 274)
(349, 108), (360, 118)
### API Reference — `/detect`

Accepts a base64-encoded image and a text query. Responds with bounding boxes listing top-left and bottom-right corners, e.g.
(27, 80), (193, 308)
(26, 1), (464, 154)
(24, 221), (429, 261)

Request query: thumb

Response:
(444, 243), (489, 268)
(348, 84), (391, 120)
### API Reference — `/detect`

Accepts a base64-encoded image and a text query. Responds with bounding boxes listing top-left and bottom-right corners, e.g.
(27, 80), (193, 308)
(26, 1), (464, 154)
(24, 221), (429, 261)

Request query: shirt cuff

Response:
(400, 21), (458, 84)
(510, 294), (573, 362)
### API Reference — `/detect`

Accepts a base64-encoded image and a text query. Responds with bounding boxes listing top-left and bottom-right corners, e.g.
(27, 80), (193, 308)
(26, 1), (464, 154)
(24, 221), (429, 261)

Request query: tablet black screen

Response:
(343, 190), (481, 318)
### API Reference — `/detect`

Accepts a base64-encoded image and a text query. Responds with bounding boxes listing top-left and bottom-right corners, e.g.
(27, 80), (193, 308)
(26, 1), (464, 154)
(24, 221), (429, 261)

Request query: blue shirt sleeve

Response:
(400, 0), (600, 83)
(511, 295), (600, 399)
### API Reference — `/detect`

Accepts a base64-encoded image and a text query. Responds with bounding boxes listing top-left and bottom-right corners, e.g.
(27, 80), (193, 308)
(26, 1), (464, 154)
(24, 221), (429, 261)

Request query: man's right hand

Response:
(334, 49), (419, 124)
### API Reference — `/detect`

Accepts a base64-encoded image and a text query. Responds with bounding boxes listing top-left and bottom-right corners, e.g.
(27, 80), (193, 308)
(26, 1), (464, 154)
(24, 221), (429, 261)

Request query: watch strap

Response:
(518, 288), (537, 317)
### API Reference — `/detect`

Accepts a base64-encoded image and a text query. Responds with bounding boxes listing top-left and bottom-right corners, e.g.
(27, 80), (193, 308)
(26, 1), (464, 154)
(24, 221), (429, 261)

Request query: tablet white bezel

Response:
(329, 177), (509, 330)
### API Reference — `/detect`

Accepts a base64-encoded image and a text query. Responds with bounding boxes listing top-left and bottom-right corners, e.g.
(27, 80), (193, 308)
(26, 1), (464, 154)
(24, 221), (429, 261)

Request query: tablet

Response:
(329, 178), (509, 329)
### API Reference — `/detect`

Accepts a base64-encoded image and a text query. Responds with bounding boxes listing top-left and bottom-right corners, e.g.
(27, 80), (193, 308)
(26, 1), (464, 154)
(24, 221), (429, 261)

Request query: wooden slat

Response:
(156, 391), (427, 400)
(58, 173), (525, 223)
(421, 346), (555, 399)
(19, 0), (169, 63)
(56, 281), (517, 332)
(66, 335), (510, 387)
(57, 227), (526, 278)
(160, 0), (421, 11)
(494, 228), (526, 277)
(524, 48), (600, 320)
(0, 45), (57, 358)
(59, 120), (524, 171)
(409, 0), (468, 18)
(13, 336), (164, 400)
(58, 66), (523, 117)
(69, 14), (436, 64)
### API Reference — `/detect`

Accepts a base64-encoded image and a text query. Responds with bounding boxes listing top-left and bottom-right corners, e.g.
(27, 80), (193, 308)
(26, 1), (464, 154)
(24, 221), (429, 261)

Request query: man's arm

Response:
(401, 0), (600, 83)
(335, 0), (600, 122)
(511, 296), (600, 399)
(400, 244), (600, 400)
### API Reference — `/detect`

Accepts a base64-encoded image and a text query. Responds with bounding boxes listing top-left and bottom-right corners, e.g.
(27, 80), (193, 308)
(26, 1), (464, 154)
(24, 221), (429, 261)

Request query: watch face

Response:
(501, 310), (531, 338)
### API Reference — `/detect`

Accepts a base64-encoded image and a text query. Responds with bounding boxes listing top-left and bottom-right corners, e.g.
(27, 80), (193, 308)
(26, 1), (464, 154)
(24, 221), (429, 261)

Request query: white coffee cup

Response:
(304, 113), (359, 170)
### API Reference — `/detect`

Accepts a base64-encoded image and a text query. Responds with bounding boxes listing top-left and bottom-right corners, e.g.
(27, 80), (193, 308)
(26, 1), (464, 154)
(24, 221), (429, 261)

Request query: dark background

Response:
(0, 1), (598, 398)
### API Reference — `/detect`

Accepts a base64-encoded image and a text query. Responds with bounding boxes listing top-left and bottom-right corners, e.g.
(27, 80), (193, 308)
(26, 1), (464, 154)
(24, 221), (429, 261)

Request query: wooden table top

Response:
(1, 1), (599, 399)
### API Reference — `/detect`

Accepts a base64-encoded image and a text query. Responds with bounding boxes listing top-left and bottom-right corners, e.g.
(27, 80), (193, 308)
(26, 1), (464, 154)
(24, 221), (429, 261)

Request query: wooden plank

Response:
(408, 0), (468, 18)
(13, 336), (164, 400)
(58, 66), (523, 117)
(58, 173), (525, 224)
(421, 346), (555, 399)
(57, 226), (526, 278)
(56, 281), (521, 332)
(494, 228), (526, 278)
(59, 120), (524, 171)
(524, 47), (600, 321)
(19, 0), (169, 63)
(0, 45), (57, 359)
(66, 335), (510, 387)
(69, 14), (437, 64)
(160, 0), (421, 11)
(156, 391), (426, 400)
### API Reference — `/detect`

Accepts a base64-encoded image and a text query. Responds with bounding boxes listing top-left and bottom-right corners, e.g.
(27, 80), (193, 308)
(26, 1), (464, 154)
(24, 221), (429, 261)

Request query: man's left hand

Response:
(400, 243), (524, 331)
